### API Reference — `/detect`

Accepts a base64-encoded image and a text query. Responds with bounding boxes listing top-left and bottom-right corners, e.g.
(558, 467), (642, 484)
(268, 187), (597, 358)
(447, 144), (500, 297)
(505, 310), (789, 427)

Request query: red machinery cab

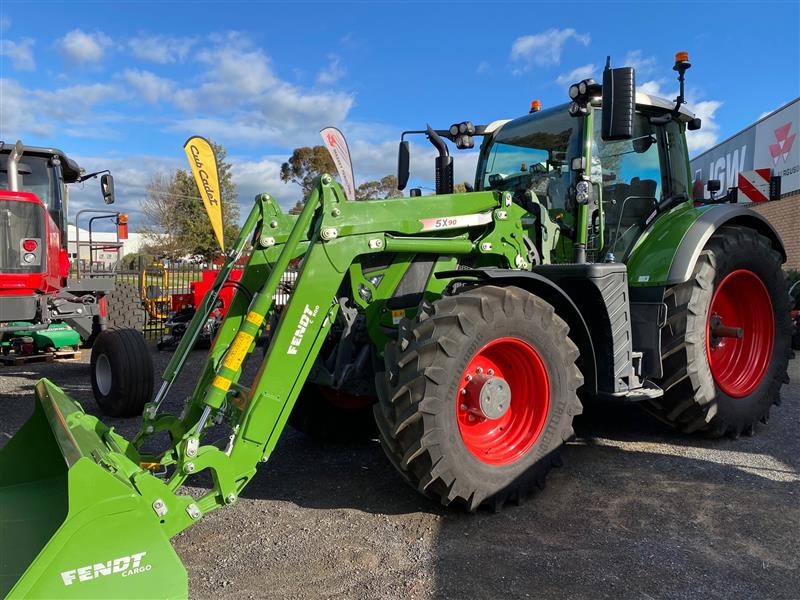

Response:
(1, 144), (78, 321)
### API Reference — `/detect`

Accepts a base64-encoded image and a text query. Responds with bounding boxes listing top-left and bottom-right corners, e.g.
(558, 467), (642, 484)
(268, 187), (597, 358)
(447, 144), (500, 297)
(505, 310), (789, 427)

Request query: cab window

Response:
(480, 108), (581, 211)
(0, 156), (56, 209)
(593, 112), (662, 258)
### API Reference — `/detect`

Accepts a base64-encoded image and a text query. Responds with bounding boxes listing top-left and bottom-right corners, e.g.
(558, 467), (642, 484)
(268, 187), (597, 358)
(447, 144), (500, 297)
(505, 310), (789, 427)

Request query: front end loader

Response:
(0, 52), (791, 598)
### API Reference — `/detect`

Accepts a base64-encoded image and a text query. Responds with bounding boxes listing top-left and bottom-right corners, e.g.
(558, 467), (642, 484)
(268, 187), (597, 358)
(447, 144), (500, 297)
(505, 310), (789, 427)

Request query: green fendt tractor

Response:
(0, 53), (791, 598)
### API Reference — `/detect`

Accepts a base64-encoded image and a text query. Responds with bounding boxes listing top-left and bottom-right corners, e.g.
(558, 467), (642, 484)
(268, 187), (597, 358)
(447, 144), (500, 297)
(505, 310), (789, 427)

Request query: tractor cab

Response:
(0, 144), (80, 294)
(475, 80), (699, 264)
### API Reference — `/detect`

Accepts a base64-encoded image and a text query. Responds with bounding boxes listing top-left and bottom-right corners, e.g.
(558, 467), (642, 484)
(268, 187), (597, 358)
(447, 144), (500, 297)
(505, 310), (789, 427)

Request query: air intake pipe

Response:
(426, 125), (453, 195)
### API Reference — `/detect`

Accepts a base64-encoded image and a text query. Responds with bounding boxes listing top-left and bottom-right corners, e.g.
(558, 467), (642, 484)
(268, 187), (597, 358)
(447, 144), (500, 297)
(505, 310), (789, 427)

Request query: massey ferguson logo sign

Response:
(60, 552), (150, 586)
(770, 122), (796, 165)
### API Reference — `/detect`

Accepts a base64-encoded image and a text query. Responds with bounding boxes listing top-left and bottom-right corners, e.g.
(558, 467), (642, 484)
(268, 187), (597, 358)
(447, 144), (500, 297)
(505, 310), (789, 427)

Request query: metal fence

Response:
(112, 260), (298, 340)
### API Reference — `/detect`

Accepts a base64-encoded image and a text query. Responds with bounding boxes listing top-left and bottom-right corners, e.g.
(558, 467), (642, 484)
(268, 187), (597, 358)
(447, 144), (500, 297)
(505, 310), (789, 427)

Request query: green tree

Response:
(355, 175), (403, 200)
(280, 146), (337, 198)
(139, 142), (240, 261)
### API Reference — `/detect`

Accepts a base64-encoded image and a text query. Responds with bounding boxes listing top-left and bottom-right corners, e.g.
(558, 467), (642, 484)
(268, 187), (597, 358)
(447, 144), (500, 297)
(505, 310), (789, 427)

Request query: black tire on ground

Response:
(105, 282), (147, 330)
(288, 386), (377, 443)
(90, 328), (154, 417)
(648, 226), (791, 437)
(375, 285), (583, 511)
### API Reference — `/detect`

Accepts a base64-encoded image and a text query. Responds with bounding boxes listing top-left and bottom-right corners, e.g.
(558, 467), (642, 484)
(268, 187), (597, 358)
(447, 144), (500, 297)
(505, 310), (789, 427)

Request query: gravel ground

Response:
(1, 346), (798, 599)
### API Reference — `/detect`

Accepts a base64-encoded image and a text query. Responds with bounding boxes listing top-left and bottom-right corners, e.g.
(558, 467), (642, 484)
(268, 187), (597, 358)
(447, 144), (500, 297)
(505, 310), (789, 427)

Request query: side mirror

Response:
(101, 173), (115, 205)
(397, 141), (410, 191)
(601, 66), (636, 141)
(707, 179), (721, 193)
(632, 135), (655, 154)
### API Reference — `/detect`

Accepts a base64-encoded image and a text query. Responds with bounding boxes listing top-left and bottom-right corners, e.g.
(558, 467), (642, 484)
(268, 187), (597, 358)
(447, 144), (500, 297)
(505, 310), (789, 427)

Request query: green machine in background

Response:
(1, 324), (81, 356)
(0, 53), (792, 598)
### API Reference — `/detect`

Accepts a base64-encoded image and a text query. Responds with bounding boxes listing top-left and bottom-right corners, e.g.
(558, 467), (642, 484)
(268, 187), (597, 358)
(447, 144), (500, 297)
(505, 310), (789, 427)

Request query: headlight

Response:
(568, 84), (580, 99)
(575, 180), (591, 204)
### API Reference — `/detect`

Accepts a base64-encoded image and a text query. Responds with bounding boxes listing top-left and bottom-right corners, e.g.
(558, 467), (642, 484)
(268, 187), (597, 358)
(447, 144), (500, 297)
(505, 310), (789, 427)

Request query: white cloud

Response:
(0, 77), (124, 141)
(57, 29), (112, 64)
(231, 154), (299, 209)
(316, 54), (345, 85)
(34, 83), (120, 120)
(128, 34), (196, 64)
(0, 78), (54, 138)
(170, 37), (354, 146)
(69, 154), (183, 225)
(638, 79), (666, 96)
(511, 28), (590, 68)
(638, 79), (722, 153)
(0, 38), (36, 71)
(123, 69), (174, 103)
(688, 99), (723, 153)
(556, 63), (596, 86)
(476, 61), (490, 75)
(622, 50), (657, 76)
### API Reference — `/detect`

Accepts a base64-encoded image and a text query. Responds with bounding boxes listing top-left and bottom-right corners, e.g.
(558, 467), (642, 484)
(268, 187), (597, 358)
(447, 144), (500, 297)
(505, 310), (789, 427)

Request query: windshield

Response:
(0, 155), (58, 210)
(478, 105), (581, 211)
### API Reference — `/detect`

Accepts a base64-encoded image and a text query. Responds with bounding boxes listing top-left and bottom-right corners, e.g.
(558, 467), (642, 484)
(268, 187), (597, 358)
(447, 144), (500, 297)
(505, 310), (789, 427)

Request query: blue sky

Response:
(1, 0), (798, 227)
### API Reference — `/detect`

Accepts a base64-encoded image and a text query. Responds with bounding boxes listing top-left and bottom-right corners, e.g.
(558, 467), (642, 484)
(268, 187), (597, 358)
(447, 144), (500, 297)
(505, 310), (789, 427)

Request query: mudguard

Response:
(626, 202), (785, 287)
(437, 268), (599, 395)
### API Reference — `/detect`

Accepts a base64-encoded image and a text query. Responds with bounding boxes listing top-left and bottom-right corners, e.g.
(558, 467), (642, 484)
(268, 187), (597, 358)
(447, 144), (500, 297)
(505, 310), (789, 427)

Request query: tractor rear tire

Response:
(105, 282), (147, 330)
(91, 328), (154, 417)
(648, 226), (791, 437)
(288, 386), (377, 443)
(375, 285), (583, 511)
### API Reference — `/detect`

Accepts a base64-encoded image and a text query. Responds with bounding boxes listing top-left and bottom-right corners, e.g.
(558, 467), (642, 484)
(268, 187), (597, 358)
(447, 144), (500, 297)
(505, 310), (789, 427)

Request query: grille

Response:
(0, 199), (45, 273)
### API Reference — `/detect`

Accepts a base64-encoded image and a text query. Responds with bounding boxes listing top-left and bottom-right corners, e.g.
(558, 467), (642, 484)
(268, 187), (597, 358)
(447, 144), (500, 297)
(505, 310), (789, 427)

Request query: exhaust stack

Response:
(6, 140), (24, 192)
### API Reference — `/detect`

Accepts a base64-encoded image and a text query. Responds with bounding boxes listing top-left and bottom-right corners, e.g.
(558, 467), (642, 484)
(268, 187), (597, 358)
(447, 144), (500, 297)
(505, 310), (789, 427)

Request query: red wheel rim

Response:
(456, 337), (550, 465)
(706, 269), (774, 398)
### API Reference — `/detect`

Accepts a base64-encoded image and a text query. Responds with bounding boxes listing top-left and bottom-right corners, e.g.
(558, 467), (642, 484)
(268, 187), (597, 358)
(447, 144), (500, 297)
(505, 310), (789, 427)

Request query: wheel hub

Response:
(478, 376), (511, 420)
(460, 369), (512, 420)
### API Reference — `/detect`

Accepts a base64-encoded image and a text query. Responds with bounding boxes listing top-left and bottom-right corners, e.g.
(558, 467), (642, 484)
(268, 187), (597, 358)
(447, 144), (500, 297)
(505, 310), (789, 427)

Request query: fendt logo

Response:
(769, 122), (796, 165)
(287, 304), (319, 355)
(60, 552), (151, 586)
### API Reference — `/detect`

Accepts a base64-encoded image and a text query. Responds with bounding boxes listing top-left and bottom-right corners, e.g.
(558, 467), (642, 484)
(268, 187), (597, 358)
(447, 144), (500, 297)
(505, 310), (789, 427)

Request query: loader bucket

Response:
(0, 379), (187, 599)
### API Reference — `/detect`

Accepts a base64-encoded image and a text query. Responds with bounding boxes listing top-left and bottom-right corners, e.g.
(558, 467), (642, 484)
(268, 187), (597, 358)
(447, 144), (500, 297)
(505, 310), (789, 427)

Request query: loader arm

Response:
(134, 176), (530, 527)
(1, 173), (543, 599)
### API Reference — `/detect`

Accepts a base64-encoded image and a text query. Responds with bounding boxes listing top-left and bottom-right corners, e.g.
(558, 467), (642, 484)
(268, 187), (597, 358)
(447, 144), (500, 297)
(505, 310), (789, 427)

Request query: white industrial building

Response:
(66, 224), (146, 267)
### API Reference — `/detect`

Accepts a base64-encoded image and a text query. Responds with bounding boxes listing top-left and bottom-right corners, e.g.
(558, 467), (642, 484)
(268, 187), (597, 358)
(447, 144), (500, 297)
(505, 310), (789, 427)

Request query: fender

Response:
(626, 202), (786, 287)
(437, 268), (598, 395)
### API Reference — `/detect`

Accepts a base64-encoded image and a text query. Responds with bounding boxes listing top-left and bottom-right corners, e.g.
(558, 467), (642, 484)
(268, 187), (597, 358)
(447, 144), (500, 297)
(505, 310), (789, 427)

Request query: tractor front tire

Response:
(91, 328), (154, 417)
(649, 226), (791, 436)
(375, 285), (583, 511)
(288, 386), (377, 443)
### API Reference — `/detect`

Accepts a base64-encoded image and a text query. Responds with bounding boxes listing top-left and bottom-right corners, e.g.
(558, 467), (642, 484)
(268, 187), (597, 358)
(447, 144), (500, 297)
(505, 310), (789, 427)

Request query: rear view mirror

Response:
(397, 141), (410, 191)
(601, 64), (636, 141)
(632, 135), (655, 154)
(101, 173), (115, 204)
(707, 179), (721, 193)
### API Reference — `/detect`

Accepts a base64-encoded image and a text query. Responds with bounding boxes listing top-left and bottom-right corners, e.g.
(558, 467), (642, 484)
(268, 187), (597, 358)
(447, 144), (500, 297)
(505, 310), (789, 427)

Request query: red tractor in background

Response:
(1, 140), (153, 416)
(156, 267), (244, 350)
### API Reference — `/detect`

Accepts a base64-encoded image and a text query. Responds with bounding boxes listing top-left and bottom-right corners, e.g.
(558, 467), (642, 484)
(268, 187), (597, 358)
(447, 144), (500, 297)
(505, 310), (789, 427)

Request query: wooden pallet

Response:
(0, 349), (81, 366)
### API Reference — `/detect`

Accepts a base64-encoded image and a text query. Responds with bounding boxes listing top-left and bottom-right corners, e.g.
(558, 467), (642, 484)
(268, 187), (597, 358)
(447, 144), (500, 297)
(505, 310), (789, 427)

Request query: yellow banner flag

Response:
(183, 136), (225, 252)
